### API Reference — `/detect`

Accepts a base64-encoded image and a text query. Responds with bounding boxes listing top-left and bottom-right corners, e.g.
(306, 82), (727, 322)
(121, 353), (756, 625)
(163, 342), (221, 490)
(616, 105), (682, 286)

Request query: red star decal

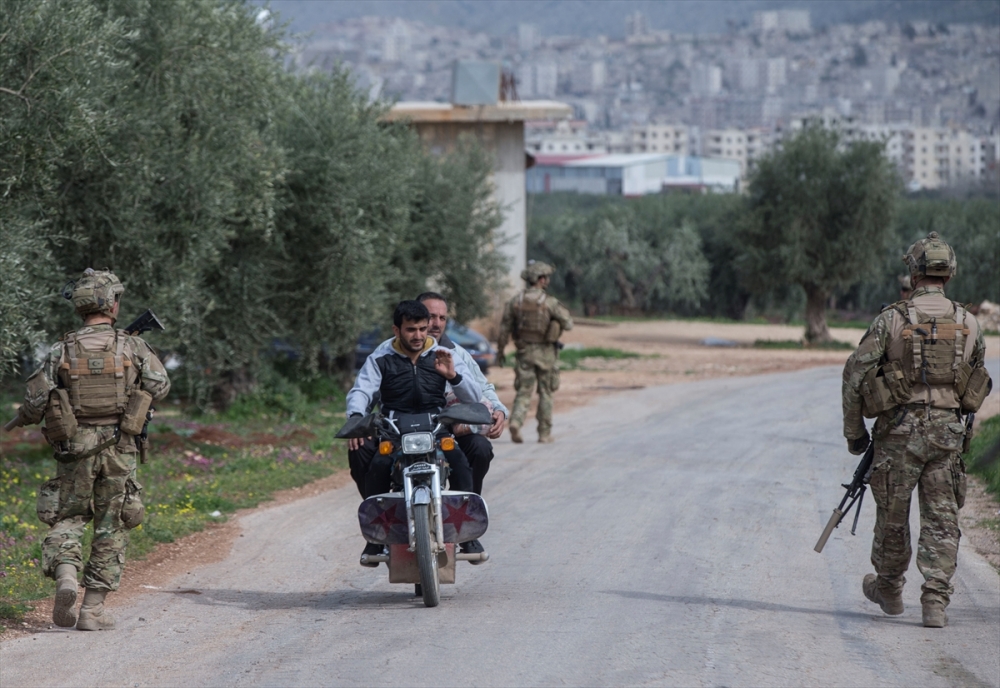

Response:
(373, 506), (403, 532)
(443, 501), (476, 535)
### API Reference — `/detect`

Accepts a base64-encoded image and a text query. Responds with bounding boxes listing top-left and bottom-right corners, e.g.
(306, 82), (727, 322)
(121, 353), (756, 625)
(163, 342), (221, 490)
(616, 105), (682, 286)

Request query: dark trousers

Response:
(364, 444), (474, 497)
(348, 440), (377, 498)
(458, 434), (494, 495)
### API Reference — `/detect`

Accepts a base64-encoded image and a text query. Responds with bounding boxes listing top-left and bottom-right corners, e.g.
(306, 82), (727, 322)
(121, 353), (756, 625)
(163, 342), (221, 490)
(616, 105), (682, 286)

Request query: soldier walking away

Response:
(6, 269), (171, 630)
(497, 261), (573, 444)
(841, 233), (992, 628)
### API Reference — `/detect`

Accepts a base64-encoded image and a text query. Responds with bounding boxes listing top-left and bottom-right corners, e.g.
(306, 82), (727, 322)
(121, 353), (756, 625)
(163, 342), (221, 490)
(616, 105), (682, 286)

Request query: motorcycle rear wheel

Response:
(413, 503), (440, 607)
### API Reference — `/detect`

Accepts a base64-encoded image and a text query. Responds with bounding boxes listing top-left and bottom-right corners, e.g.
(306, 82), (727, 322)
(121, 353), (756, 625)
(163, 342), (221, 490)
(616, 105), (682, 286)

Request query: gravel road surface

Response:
(3, 365), (999, 687)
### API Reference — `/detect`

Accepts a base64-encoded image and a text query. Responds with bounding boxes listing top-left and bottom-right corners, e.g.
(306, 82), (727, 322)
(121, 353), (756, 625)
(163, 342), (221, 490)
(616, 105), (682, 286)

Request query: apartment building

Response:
(630, 124), (691, 155)
(704, 128), (748, 176)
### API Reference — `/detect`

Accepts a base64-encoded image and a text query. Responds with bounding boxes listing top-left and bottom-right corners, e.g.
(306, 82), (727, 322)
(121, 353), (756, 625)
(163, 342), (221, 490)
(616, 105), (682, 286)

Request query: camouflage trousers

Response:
(41, 425), (141, 592)
(869, 408), (967, 606)
(510, 359), (558, 437)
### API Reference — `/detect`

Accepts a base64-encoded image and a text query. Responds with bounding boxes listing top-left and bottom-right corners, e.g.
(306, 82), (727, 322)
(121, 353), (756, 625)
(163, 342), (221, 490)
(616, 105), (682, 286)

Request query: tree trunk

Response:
(803, 283), (832, 344)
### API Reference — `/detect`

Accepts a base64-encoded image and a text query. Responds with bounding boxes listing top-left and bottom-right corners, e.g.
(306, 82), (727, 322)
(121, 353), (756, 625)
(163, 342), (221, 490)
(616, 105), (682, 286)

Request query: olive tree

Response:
(736, 126), (899, 342)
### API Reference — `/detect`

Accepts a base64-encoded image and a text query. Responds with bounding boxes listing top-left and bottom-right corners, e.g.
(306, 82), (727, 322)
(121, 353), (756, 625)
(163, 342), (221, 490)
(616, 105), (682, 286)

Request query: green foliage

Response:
(968, 415), (1000, 499)
(752, 339), (854, 350)
(0, 0), (506, 397)
(559, 347), (640, 370)
(529, 196), (709, 315)
(736, 126), (899, 341)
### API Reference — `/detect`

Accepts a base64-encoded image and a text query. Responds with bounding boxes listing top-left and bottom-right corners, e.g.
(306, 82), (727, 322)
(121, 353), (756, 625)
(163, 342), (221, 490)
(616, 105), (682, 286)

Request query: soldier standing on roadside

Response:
(497, 261), (573, 444)
(7, 269), (170, 630)
(841, 233), (991, 628)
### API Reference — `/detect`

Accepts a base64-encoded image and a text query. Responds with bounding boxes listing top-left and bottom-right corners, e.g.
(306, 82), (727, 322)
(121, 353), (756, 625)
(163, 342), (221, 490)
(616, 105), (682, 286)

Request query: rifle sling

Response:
(54, 431), (120, 464)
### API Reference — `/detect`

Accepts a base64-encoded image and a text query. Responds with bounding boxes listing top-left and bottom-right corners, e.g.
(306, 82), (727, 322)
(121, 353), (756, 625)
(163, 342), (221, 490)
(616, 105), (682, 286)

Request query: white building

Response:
(527, 154), (741, 196)
(630, 124), (692, 155)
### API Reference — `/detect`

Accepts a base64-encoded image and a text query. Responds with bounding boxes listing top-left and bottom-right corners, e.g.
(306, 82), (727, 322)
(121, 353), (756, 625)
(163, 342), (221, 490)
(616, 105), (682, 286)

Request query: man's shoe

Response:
(52, 564), (79, 628)
(509, 426), (523, 443)
(360, 542), (384, 567)
(538, 435), (554, 444)
(460, 539), (487, 565)
(863, 574), (904, 615)
(922, 601), (948, 628)
(76, 589), (115, 631)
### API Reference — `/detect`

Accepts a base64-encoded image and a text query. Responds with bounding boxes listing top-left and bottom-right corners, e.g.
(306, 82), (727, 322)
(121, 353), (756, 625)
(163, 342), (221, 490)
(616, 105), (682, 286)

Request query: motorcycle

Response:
(336, 402), (493, 607)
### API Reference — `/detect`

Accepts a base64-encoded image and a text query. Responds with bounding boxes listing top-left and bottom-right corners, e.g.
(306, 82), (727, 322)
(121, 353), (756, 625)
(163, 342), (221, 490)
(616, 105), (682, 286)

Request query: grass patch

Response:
(0, 385), (348, 624)
(967, 414), (1000, 499)
(559, 347), (641, 370)
(753, 339), (854, 350)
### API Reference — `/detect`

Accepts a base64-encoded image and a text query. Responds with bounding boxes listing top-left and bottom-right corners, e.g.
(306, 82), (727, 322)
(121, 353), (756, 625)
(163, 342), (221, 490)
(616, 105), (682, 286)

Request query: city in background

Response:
(275, 2), (1000, 192)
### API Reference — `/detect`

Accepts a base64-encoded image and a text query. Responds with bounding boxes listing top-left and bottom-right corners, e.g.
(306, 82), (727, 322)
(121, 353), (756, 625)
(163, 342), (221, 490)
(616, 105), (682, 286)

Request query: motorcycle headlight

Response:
(401, 432), (434, 454)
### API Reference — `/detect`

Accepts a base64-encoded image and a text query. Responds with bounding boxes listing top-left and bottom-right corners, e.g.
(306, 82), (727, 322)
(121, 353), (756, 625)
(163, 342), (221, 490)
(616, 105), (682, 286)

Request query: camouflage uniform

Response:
(842, 233), (990, 623)
(497, 262), (573, 442)
(16, 272), (170, 595)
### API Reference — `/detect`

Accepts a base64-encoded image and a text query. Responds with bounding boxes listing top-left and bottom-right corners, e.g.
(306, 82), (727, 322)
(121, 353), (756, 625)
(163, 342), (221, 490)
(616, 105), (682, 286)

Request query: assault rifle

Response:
(814, 441), (875, 553)
(122, 309), (165, 336)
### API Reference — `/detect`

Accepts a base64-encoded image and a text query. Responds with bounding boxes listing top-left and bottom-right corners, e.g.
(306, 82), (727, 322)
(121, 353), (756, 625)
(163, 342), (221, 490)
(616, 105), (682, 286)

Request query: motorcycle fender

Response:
(411, 485), (432, 505)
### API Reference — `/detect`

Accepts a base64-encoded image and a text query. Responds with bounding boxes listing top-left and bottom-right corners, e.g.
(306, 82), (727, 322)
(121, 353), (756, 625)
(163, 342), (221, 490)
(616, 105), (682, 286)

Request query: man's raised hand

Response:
(434, 348), (456, 380)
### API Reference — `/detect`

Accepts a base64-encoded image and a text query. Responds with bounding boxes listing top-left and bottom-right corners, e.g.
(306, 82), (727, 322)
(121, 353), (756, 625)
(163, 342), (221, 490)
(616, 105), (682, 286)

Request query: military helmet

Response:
(69, 268), (124, 316)
(521, 260), (555, 285)
(903, 231), (956, 280)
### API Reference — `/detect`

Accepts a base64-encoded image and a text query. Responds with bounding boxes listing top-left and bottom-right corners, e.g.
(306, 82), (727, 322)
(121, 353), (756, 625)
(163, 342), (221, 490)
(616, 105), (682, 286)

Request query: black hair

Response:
(393, 300), (430, 327)
(416, 291), (448, 307)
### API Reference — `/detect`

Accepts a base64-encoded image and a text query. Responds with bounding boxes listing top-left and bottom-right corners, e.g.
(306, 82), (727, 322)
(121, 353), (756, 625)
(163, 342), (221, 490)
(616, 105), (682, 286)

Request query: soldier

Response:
(9, 269), (170, 630)
(842, 233), (992, 628)
(497, 261), (573, 444)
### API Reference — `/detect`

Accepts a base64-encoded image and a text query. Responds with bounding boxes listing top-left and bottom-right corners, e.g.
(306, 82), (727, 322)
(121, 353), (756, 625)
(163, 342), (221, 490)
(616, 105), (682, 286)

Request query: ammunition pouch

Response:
(36, 477), (62, 526)
(861, 362), (910, 418)
(43, 389), (78, 443)
(120, 477), (145, 529)
(544, 320), (563, 344)
(958, 365), (992, 414)
(120, 389), (153, 436)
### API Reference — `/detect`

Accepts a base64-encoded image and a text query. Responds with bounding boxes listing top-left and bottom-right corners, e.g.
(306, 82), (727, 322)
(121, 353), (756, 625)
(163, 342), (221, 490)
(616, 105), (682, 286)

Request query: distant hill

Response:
(259, 0), (1000, 38)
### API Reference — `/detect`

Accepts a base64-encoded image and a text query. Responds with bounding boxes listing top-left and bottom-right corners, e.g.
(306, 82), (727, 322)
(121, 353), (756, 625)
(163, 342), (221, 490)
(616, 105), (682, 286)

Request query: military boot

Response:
(538, 434), (554, 444)
(52, 564), (79, 628)
(922, 600), (948, 628)
(862, 574), (903, 615)
(509, 425), (523, 444)
(76, 589), (115, 631)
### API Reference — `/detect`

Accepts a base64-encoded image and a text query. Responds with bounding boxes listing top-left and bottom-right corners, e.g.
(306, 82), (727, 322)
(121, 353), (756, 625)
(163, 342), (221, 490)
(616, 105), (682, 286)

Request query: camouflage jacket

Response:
(20, 324), (171, 426)
(841, 285), (985, 440)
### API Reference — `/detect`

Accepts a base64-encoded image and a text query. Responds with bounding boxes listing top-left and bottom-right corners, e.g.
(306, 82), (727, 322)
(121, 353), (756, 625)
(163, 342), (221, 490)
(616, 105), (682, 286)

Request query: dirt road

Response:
(2, 361), (998, 687)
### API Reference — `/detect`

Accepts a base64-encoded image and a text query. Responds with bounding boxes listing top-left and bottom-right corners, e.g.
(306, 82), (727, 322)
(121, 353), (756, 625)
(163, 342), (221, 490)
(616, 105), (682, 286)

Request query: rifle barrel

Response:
(814, 507), (845, 553)
(4, 417), (22, 432)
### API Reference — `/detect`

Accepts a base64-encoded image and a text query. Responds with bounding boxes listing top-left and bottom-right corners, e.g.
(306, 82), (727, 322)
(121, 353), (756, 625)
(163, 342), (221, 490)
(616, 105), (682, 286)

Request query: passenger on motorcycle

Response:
(417, 292), (506, 495)
(346, 300), (483, 564)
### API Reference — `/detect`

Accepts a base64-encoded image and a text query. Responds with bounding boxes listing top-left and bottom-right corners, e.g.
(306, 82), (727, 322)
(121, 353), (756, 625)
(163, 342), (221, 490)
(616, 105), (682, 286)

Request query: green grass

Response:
(559, 347), (641, 370)
(753, 339), (855, 350)
(0, 388), (348, 626)
(967, 414), (1000, 499)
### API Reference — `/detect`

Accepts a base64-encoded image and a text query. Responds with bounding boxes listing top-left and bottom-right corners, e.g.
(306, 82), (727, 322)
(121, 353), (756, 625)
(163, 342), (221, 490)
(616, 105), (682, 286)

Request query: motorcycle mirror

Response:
(436, 403), (492, 426)
(335, 414), (377, 439)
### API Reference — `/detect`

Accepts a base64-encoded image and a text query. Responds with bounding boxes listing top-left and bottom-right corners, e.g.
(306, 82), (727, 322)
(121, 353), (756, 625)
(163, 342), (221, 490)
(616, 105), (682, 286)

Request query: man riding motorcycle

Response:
(346, 300), (485, 565)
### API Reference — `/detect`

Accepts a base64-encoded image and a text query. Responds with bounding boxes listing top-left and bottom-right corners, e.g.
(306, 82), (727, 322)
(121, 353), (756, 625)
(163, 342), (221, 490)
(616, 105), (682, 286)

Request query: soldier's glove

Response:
(848, 432), (871, 456)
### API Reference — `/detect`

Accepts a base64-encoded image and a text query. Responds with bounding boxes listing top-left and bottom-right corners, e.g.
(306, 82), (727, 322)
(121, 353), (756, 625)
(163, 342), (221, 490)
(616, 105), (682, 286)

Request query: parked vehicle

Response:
(354, 323), (495, 373)
(336, 403), (492, 607)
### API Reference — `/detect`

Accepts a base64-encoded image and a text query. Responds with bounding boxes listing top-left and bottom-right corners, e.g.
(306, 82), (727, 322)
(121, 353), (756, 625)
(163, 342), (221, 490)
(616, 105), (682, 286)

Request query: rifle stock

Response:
(814, 442), (874, 554)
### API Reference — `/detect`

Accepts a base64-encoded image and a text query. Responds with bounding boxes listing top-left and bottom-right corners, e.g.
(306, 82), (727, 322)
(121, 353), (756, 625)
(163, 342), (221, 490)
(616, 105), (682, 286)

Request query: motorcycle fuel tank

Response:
(358, 491), (489, 545)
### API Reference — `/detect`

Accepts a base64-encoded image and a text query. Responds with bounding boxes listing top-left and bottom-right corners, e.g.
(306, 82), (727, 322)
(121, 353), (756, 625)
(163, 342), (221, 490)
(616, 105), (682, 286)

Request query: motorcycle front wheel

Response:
(413, 502), (440, 607)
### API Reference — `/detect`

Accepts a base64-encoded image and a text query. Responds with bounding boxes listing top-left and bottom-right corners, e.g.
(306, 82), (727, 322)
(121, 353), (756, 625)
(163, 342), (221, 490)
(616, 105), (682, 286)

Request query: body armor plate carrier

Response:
(516, 291), (549, 344)
(59, 331), (130, 419)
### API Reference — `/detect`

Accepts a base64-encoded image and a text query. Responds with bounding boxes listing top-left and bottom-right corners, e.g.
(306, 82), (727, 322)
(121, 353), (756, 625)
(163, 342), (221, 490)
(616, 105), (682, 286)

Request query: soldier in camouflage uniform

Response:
(497, 261), (573, 444)
(10, 269), (170, 630)
(842, 233), (991, 628)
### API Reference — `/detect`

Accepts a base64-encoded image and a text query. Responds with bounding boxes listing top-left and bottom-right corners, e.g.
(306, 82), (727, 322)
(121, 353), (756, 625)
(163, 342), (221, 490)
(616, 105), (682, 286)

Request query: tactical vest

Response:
(899, 300), (968, 389)
(58, 330), (130, 419)
(515, 291), (549, 343)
